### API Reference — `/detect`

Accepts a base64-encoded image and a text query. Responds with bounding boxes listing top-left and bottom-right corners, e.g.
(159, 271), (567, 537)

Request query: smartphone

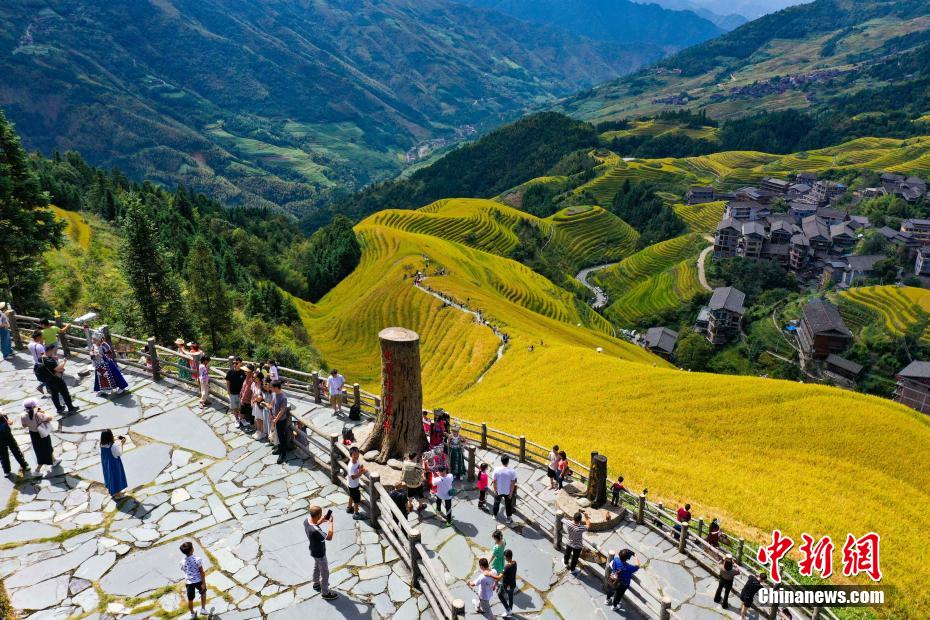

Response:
(324, 509), (333, 521)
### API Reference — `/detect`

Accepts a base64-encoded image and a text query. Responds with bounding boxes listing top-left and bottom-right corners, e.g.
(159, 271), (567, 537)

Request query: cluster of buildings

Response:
(705, 170), (930, 287)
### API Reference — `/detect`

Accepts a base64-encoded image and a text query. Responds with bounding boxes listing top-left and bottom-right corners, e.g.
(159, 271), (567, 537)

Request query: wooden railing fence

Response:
(6, 312), (838, 620)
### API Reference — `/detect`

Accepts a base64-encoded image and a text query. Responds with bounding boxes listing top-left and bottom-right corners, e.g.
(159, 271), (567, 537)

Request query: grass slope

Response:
(575, 135), (930, 204)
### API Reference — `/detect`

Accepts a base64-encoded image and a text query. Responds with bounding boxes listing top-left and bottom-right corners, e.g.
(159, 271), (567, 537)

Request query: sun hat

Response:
(243, 365), (254, 373)
(174, 338), (185, 346)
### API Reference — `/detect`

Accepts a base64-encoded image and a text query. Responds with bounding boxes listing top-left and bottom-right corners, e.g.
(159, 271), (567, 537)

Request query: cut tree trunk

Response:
(360, 327), (426, 462)
(586, 451), (608, 508)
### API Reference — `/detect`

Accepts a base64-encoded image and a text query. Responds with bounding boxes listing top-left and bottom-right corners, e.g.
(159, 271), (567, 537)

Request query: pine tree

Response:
(120, 194), (188, 341)
(187, 236), (231, 350)
(0, 110), (63, 310)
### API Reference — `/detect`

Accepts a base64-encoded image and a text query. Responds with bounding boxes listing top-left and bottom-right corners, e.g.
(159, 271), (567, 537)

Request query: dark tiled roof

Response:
(826, 354), (863, 376)
(802, 299), (851, 336)
(708, 287), (746, 314)
(845, 254), (884, 272)
(644, 327), (679, 354)
(898, 360), (930, 379)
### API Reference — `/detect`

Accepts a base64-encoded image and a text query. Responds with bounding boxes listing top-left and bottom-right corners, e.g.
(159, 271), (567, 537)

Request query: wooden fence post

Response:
(660, 597), (672, 620)
(737, 538), (745, 565)
(8, 310), (22, 350)
(480, 423), (488, 449)
(312, 372), (321, 404)
(467, 444), (476, 482)
(369, 473), (381, 529)
(148, 337), (161, 381)
(519, 436), (526, 463)
(99, 325), (112, 349)
(55, 315), (70, 356)
(452, 599), (465, 618)
(373, 395), (381, 415)
(678, 522), (689, 553)
(554, 509), (564, 551)
(408, 530), (422, 583)
(329, 434), (340, 484)
(637, 493), (646, 525)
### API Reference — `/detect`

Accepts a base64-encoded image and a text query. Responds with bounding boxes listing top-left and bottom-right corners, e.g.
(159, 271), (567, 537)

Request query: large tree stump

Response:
(360, 327), (426, 462)
(586, 452), (608, 508)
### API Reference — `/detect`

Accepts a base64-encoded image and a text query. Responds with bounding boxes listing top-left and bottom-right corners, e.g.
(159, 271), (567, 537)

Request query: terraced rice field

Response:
(546, 205), (639, 266)
(592, 234), (707, 297)
(672, 201), (726, 233)
(604, 257), (705, 326)
(600, 119), (720, 142)
(572, 135), (930, 204)
(840, 285), (930, 342)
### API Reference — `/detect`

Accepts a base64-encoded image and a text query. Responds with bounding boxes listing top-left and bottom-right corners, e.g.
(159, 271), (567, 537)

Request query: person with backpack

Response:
(304, 505), (339, 601)
(739, 570), (768, 619)
(606, 549), (641, 611)
(36, 348), (79, 416)
(178, 541), (208, 618)
(714, 554), (740, 609)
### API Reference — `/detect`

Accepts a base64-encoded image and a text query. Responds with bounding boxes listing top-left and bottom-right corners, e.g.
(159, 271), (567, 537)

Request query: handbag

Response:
(37, 418), (57, 439)
(607, 571), (621, 588)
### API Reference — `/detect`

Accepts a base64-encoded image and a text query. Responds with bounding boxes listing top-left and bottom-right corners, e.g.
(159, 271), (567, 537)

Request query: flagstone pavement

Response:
(0, 351), (754, 619)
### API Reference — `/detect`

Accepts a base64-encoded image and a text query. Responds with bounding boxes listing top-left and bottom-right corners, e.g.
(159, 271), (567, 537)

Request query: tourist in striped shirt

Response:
(562, 510), (592, 572)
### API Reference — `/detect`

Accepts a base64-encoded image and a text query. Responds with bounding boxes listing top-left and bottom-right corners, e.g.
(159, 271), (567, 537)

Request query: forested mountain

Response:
(0, 0), (661, 225)
(559, 0), (930, 122)
(455, 0), (723, 48)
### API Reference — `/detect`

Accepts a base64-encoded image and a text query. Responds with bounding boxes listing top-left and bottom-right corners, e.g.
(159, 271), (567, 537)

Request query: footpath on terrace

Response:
(0, 345), (768, 620)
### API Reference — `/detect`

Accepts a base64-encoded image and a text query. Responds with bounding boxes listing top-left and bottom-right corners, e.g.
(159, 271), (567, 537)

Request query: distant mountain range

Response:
(558, 0), (930, 122)
(454, 0), (724, 47)
(0, 0), (718, 221)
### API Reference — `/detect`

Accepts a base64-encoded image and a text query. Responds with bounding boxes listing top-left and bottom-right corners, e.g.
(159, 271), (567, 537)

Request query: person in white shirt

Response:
(547, 444), (560, 490)
(327, 369), (346, 414)
(492, 455), (518, 524)
(433, 466), (454, 526)
(470, 557), (496, 614)
(346, 446), (366, 517)
(179, 541), (208, 618)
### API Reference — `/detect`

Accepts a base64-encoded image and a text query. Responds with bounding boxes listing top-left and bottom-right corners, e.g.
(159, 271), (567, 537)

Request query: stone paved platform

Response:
(0, 350), (758, 619)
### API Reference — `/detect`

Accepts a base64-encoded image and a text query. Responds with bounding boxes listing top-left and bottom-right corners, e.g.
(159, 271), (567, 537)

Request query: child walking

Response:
(491, 529), (506, 575)
(611, 476), (625, 506)
(476, 463), (489, 511)
(198, 355), (211, 409)
(470, 557), (496, 615)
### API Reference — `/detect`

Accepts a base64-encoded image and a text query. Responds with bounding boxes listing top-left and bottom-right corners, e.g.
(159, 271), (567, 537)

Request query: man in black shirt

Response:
(0, 409), (29, 476)
(739, 570), (768, 619)
(37, 349), (79, 415)
(495, 549), (518, 618)
(225, 357), (247, 427)
(304, 505), (339, 601)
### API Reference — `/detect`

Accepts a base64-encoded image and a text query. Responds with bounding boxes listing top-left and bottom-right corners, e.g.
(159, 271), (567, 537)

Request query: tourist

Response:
(37, 348), (79, 415)
(556, 451), (569, 490)
(197, 355), (211, 408)
(429, 410), (447, 448)
(547, 444), (560, 490)
(259, 375), (275, 445)
(187, 343), (202, 379)
(492, 455), (517, 524)
(476, 462), (489, 511)
(0, 305), (13, 359)
(225, 356), (245, 421)
(267, 359), (280, 382)
(0, 408), (28, 476)
(390, 481), (409, 517)
(470, 557), (496, 615)
(562, 510), (592, 572)
(99, 429), (128, 498)
(179, 541), (208, 618)
(346, 446), (366, 516)
(606, 549), (641, 611)
(238, 365), (256, 433)
(20, 399), (56, 472)
(304, 505), (339, 601)
(402, 451), (426, 513)
(174, 338), (191, 381)
(738, 570), (767, 619)
(677, 503), (692, 523)
(707, 518), (721, 548)
(270, 380), (290, 464)
(91, 331), (128, 397)
(495, 549), (518, 618)
(327, 368), (345, 414)
(610, 476), (625, 506)
(491, 529), (506, 574)
(39, 318), (68, 352)
(28, 330), (47, 394)
(714, 554), (740, 610)
(433, 465), (454, 526)
(447, 424), (466, 480)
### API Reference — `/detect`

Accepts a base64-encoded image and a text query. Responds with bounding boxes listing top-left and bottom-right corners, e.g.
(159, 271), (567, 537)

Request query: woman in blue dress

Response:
(91, 332), (129, 397)
(100, 429), (128, 498)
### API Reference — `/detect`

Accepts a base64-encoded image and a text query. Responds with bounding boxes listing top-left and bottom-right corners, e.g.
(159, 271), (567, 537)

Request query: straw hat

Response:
(243, 365), (254, 373)
(174, 338), (185, 346)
